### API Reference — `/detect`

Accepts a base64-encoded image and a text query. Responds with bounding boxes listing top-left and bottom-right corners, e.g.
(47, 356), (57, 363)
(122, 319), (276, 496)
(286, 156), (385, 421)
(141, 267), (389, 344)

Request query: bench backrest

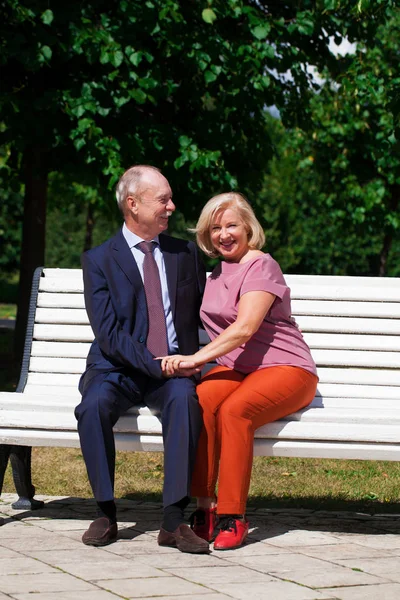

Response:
(22, 268), (400, 409)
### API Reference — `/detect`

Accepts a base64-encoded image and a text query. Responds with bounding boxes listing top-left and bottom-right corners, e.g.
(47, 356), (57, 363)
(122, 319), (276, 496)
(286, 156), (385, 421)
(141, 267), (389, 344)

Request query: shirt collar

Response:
(122, 223), (160, 249)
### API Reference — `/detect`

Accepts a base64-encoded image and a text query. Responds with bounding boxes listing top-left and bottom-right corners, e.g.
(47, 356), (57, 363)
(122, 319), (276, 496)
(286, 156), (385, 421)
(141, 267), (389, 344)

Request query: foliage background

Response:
(1, 0), (399, 291)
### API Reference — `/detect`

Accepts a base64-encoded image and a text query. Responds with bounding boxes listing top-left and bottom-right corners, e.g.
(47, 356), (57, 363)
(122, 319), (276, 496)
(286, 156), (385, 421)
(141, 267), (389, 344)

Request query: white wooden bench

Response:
(1, 267), (400, 509)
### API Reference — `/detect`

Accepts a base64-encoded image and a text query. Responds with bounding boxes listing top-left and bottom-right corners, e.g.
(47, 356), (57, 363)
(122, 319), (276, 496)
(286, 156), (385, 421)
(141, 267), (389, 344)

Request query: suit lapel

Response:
(160, 234), (177, 321)
(111, 229), (147, 320)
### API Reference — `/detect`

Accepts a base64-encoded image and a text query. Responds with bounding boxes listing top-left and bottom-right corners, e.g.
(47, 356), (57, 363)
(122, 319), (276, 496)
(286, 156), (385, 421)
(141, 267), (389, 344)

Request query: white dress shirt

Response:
(122, 223), (178, 353)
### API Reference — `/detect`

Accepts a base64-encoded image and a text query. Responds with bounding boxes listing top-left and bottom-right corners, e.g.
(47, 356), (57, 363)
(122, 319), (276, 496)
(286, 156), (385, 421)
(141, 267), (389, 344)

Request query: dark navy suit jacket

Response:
(80, 228), (206, 389)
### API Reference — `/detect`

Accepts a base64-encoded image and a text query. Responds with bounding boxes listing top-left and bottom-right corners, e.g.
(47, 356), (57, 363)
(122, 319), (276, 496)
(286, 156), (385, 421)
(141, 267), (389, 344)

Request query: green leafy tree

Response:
(1, 0), (398, 358)
(293, 4), (400, 275)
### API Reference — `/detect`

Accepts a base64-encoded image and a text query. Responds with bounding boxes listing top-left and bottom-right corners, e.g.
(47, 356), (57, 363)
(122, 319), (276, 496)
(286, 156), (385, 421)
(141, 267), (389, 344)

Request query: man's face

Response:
(128, 172), (175, 240)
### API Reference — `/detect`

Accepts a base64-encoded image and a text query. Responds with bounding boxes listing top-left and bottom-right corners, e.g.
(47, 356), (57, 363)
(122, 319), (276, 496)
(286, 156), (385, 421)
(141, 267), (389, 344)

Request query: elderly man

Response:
(75, 165), (208, 553)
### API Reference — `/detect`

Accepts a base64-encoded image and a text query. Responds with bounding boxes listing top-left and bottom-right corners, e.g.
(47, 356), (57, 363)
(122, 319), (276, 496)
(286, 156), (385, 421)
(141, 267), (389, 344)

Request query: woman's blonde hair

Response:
(191, 192), (265, 258)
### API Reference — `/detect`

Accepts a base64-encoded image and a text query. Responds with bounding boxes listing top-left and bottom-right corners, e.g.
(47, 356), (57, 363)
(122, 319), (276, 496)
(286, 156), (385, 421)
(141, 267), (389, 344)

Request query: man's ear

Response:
(126, 195), (139, 215)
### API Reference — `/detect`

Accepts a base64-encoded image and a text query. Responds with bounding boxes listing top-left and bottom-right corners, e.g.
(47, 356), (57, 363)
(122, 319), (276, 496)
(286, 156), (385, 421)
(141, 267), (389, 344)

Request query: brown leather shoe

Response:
(82, 517), (118, 546)
(158, 524), (210, 554)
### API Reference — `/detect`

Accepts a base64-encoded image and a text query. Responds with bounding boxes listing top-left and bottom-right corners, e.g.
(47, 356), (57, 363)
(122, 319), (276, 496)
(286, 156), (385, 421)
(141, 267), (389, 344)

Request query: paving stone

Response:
(293, 543), (400, 561)
(0, 521), (33, 537)
(26, 547), (135, 564)
(164, 565), (277, 585)
(209, 581), (334, 600)
(0, 572), (96, 594)
(116, 527), (154, 541)
(0, 546), (22, 559)
(3, 533), (83, 552)
(323, 584), (400, 599)
(95, 575), (211, 598)
(49, 528), (87, 542)
(342, 533), (400, 549)
(272, 563), (389, 588)
(134, 552), (229, 569)
(101, 539), (178, 556)
(217, 540), (292, 558)
(260, 528), (345, 547)
(144, 595), (234, 600)
(12, 591), (121, 600)
(223, 552), (336, 574)
(56, 559), (168, 581)
(0, 556), (58, 575)
(33, 519), (93, 531)
(336, 557), (400, 582)
(323, 583), (400, 599)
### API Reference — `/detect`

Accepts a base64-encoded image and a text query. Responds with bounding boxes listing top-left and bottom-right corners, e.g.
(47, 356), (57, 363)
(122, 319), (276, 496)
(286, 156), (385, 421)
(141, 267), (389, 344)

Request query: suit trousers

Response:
(75, 370), (202, 507)
(191, 365), (318, 515)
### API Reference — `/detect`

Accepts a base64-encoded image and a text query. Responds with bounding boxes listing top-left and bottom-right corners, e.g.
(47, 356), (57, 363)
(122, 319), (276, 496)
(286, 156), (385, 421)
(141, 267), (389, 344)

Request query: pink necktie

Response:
(137, 241), (169, 357)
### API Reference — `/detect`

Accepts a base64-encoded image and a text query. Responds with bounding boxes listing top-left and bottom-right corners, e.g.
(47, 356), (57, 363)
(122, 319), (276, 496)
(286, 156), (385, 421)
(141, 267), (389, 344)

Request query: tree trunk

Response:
(83, 202), (95, 252)
(378, 185), (399, 277)
(378, 232), (392, 277)
(14, 146), (48, 367)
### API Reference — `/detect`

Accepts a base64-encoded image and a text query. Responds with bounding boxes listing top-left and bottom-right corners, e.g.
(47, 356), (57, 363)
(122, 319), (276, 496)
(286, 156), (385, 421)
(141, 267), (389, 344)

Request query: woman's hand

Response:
(156, 354), (203, 377)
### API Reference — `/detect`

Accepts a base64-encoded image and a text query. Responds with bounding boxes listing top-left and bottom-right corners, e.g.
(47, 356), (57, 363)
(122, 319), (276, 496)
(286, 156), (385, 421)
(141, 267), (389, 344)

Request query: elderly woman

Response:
(160, 193), (318, 551)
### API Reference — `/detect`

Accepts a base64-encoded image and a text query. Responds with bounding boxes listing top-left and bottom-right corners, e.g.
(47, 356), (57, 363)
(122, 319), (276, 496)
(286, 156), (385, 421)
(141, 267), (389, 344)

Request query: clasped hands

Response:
(156, 354), (204, 378)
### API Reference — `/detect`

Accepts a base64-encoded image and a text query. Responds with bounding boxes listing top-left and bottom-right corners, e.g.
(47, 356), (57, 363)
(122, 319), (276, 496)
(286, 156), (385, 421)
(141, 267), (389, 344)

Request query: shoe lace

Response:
(189, 508), (206, 528)
(217, 516), (239, 533)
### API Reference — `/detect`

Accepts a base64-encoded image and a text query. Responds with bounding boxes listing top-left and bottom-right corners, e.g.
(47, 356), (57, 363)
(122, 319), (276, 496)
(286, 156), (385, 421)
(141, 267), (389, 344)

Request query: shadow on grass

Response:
(122, 491), (400, 515)
(247, 493), (400, 515)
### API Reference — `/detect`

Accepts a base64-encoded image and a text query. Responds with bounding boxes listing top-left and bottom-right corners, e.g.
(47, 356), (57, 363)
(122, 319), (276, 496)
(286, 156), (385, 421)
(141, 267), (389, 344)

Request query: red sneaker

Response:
(190, 506), (218, 542)
(213, 516), (249, 551)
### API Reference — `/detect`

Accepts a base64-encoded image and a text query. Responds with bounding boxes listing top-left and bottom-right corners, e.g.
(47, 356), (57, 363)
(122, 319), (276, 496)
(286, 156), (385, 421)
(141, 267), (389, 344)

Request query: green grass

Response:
(0, 304), (16, 320)
(2, 449), (400, 513)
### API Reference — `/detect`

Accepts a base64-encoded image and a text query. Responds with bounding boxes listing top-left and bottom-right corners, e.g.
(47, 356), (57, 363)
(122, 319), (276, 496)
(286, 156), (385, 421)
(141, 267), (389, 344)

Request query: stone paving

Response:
(1, 494), (400, 599)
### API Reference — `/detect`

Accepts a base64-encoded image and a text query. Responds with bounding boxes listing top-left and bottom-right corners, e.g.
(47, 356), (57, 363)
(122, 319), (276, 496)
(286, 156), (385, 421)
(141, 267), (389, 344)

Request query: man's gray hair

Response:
(116, 165), (161, 214)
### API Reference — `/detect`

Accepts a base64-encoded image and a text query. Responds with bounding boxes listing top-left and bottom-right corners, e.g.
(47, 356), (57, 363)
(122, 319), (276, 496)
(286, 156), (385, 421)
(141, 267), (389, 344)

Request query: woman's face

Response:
(210, 207), (249, 262)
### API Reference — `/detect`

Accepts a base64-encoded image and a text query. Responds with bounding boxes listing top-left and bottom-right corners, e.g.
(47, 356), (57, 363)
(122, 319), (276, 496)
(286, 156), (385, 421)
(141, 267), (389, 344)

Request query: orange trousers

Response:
(191, 365), (318, 515)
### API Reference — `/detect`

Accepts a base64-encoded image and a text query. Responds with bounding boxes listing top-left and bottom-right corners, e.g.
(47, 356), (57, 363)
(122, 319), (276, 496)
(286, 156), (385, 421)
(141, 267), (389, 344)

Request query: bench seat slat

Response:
(6, 390), (400, 413)
(21, 381), (400, 402)
(3, 396), (400, 425)
(3, 410), (400, 444)
(2, 428), (400, 461)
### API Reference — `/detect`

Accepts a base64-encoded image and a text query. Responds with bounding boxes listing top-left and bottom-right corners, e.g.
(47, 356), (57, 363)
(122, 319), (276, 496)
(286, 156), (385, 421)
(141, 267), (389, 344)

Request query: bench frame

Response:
(1, 266), (400, 510)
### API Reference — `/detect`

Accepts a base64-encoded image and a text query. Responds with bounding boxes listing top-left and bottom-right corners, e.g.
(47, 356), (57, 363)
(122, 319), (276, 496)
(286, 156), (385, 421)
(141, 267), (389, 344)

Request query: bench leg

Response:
(0, 445), (12, 524)
(8, 446), (44, 510)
